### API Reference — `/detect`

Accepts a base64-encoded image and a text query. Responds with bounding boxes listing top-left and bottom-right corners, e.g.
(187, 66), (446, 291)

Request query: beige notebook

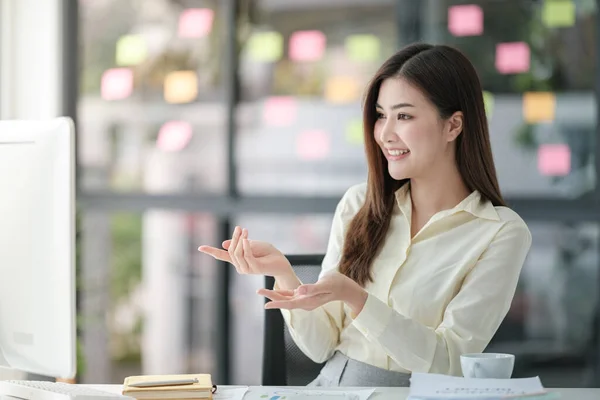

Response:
(122, 374), (214, 399)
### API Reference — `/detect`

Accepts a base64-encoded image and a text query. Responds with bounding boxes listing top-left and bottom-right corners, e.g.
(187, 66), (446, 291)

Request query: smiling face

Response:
(374, 77), (463, 181)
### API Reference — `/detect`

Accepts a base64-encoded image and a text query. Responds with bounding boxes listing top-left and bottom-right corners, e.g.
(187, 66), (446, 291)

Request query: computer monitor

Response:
(0, 117), (76, 379)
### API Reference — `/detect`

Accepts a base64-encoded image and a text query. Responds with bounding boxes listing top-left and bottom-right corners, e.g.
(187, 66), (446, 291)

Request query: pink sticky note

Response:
(178, 8), (214, 38)
(101, 68), (133, 101)
(496, 42), (530, 74)
(448, 5), (484, 37)
(289, 30), (326, 62)
(262, 96), (297, 127)
(156, 121), (193, 152)
(296, 130), (330, 160)
(538, 144), (571, 176)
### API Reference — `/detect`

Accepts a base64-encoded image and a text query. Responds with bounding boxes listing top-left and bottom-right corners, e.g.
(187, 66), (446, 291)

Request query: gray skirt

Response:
(308, 351), (411, 387)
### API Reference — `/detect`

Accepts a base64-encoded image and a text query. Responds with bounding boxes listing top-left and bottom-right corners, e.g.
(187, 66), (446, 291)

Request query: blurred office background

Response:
(1, 0), (600, 388)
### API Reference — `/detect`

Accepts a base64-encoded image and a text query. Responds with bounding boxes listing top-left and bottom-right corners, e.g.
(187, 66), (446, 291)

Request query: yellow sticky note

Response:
(542, 0), (576, 27)
(483, 91), (494, 118)
(247, 32), (283, 63)
(325, 76), (361, 104)
(164, 71), (198, 104)
(345, 119), (363, 145)
(346, 34), (381, 62)
(523, 92), (556, 123)
(116, 35), (148, 66)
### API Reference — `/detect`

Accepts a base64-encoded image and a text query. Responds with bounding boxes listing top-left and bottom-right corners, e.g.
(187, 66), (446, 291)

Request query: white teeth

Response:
(388, 149), (409, 156)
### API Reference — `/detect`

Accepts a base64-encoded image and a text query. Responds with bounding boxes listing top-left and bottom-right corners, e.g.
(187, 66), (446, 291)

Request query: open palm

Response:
(257, 273), (349, 311)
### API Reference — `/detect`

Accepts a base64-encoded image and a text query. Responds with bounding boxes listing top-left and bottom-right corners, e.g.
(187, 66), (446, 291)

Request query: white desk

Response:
(91, 384), (600, 400)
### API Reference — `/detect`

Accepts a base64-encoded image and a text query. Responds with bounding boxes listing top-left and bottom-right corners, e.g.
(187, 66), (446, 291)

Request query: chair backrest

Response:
(262, 255), (325, 386)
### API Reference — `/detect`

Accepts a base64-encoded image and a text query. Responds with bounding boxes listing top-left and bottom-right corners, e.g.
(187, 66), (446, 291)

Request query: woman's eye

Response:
(398, 113), (411, 120)
(376, 112), (385, 119)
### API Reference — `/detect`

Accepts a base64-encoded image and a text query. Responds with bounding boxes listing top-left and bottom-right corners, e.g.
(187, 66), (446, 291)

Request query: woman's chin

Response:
(388, 168), (409, 181)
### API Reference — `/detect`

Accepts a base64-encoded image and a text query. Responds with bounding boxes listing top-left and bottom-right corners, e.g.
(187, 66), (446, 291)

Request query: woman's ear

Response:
(445, 111), (464, 142)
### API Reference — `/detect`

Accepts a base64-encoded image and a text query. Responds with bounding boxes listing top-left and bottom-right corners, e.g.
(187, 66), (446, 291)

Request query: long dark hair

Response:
(338, 43), (506, 286)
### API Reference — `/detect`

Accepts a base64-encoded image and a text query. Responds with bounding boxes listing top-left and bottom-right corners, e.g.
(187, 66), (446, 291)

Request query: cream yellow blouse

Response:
(280, 183), (531, 376)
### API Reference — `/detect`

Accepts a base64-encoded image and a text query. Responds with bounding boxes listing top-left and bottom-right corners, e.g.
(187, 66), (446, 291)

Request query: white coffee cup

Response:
(460, 353), (515, 379)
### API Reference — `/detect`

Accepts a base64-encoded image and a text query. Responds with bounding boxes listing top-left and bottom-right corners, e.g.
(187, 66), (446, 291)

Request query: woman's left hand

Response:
(257, 272), (368, 316)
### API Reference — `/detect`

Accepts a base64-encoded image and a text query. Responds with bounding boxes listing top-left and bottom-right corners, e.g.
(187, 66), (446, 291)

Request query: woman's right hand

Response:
(198, 226), (293, 278)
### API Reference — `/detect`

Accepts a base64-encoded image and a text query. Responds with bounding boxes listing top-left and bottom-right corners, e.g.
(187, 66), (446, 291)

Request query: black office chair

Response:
(262, 254), (326, 386)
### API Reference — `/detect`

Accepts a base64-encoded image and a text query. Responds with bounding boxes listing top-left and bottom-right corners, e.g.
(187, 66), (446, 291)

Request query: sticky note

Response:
(247, 32), (283, 63)
(325, 76), (361, 104)
(156, 121), (193, 152)
(538, 144), (571, 176)
(345, 119), (363, 145)
(296, 130), (330, 160)
(101, 68), (133, 101)
(289, 30), (326, 62)
(346, 34), (381, 62)
(448, 4), (484, 37)
(262, 96), (297, 127)
(164, 71), (198, 104)
(523, 92), (556, 123)
(178, 8), (214, 38)
(495, 42), (530, 74)
(116, 35), (148, 66)
(542, 0), (576, 27)
(482, 91), (494, 118)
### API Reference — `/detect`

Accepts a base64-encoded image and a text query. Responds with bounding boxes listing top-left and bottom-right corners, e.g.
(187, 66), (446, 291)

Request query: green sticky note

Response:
(542, 0), (576, 27)
(247, 31), (283, 62)
(345, 119), (363, 145)
(346, 34), (381, 62)
(483, 91), (494, 118)
(116, 35), (148, 66)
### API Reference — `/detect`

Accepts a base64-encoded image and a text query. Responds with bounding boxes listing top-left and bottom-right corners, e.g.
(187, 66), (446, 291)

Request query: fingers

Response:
(265, 298), (313, 311)
(257, 288), (295, 296)
(234, 229), (250, 273)
(197, 246), (232, 263)
(256, 288), (295, 302)
(243, 238), (258, 273)
(264, 292), (331, 311)
(203, 226), (253, 275)
(228, 226), (242, 272)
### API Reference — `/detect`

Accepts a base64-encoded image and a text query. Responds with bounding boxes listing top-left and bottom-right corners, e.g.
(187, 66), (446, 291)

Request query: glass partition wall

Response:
(74, 0), (600, 387)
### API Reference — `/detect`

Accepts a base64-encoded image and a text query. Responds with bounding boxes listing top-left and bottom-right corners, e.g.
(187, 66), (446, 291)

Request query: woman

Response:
(199, 43), (531, 387)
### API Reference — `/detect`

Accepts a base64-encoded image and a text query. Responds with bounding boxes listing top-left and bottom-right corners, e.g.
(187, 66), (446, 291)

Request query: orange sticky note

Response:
(262, 96), (297, 127)
(101, 68), (133, 101)
(538, 144), (571, 176)
(289, 30), (326, 62)
(523, 92), (556, 123)
(157, 121), (193, 152)
(178, 8), (214, 38)
(164, 71), (198, 104)
(325, 76), (361, 104)
(296, 130), (330, 160)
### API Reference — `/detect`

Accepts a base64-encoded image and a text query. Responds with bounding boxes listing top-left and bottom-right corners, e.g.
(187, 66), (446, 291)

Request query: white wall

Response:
(0, 0), (63, 120)
(0, 0), (64, 379)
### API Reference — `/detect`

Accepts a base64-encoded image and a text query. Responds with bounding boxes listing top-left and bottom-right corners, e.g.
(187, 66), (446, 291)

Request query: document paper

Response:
(409, 373), (546, 399)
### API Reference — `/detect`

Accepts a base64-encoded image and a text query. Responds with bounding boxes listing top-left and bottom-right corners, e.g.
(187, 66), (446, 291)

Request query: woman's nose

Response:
(379, 120), (397, 143)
